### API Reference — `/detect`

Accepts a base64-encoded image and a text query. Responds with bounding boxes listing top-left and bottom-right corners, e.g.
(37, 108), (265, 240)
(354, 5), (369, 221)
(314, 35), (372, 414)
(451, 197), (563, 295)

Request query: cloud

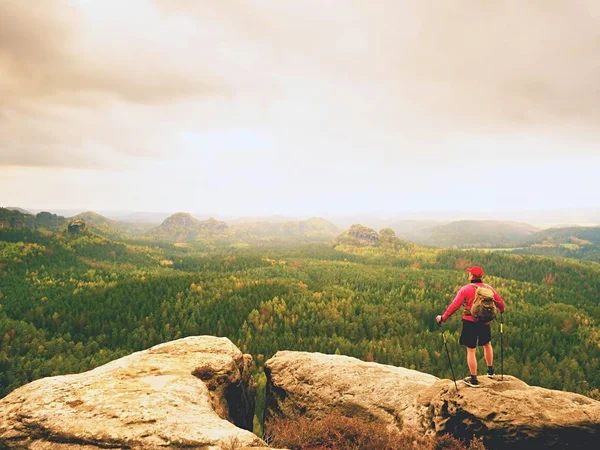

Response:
(397, 0), (600, 131)
(156, 0), (600, 132)
(0, 0), (229, 168)
(1, 0), (599, 172)
(0, 1), (225, 104)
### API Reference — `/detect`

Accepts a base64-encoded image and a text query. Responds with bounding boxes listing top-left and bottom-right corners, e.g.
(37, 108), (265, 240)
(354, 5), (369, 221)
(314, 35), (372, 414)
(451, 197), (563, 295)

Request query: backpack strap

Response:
(472, 283), (494, 293)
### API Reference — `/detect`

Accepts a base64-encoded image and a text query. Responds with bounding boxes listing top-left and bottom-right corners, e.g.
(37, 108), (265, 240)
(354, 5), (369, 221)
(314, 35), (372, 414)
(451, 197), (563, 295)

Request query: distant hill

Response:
(71, 211), (155, 239)
(335, 224), (410, 250)
(0, 208), (35, 230)
(0, 209), (340, 246)
(523, 226), (600, 245)
(0, 209), (77, 233)
(326, 208), (600, 229)
(28, 208), (86, 218)
(71, 211), (124, 240)
(112, 212), (171, 224)
(230, 215), (301, 224)
(505, 225), (600, 262)
(5, 207), (33, 215)
(419, 220), (540, 247)
(35, 212), (67, 231)
(146, 213), (229, 242)
(232, 217), (340, 242)
(73, 211), (115, 226)
(144, 214), (340, 244)
(388, 220), (442, 242)
(333, 219), (542, 248)
(335, 224), (380, 246)
(146, 213), (200, 241)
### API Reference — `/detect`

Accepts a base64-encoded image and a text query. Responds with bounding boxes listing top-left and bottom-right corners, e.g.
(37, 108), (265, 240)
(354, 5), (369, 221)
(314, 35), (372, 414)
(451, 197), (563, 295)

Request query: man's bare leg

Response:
(483, 342), (493, 367)
(466, 347), (478, 376)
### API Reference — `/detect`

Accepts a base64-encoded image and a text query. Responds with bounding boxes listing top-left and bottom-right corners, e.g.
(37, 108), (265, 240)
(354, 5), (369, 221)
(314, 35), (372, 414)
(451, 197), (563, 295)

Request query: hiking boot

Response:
(487, 368), (495, 379)
(463, 376), (480, 387)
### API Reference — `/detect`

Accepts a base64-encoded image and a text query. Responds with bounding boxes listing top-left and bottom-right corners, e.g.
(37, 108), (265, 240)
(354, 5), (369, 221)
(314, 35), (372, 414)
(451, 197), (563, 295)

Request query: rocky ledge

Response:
(265, 351), (600, 449)
(419, 375), (600, 449)
(264, 350), (438, 431)
(0, 336), (268, 450)
(2, 338), (600, 449)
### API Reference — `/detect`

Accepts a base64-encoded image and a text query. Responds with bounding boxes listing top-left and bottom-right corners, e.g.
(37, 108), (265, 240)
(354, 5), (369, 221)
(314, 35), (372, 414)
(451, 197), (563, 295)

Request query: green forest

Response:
(1, 211), (600, 411)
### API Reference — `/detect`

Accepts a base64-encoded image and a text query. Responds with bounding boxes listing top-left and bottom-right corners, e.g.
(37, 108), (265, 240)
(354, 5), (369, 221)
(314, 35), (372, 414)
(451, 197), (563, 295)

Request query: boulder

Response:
(0, 336), (269, 450)
(264, 351), (438, 431)
(418, 375), (600, 449)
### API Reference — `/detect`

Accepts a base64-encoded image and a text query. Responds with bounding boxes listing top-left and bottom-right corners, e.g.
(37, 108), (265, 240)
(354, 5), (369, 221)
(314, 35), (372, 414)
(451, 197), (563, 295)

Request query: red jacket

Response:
(441, 282), (505, 324)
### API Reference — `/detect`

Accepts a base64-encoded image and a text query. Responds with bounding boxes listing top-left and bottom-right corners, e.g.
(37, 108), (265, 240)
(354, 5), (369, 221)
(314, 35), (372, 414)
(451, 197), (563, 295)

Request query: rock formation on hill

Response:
(67, 219), (86, 233)
(265, 351), (600, 450)
(0, 336), (269, 450)
(335, 223), (381, 246)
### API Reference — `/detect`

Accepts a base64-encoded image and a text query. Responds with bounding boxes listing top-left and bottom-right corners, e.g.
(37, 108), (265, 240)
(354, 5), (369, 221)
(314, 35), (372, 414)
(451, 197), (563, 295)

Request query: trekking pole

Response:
(439, 322), (458, 390)
(500, 312), (504, 381)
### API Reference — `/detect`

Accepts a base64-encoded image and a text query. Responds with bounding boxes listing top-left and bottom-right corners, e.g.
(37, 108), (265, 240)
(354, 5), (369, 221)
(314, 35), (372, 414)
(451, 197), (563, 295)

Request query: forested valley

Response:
(1, 212), (600, 412)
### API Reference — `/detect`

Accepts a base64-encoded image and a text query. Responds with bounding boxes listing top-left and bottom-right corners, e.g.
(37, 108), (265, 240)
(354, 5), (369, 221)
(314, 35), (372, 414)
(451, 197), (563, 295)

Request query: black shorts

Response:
(460, 319), (491, 348)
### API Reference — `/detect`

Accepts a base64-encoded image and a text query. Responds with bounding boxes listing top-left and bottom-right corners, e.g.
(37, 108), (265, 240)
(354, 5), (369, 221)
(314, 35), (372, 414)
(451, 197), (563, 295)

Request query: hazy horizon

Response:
(1, 1), (599, 216)
(5, 204), (600, 229)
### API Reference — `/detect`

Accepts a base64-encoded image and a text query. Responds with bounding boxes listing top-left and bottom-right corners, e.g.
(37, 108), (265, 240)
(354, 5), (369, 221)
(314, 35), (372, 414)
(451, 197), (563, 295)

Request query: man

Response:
(436, 266), (505, 387)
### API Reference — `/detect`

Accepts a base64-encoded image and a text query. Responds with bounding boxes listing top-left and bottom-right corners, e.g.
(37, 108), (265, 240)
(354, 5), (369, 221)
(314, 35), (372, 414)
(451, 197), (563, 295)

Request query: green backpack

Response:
(470, 285), (497, 322)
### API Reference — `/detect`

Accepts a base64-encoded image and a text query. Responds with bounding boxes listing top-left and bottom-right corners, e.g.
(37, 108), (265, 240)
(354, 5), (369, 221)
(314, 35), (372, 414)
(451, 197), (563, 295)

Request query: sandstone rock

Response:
(264, 350), (438, 431)
(336, 224), (380, 246)
(0, 336), (268, 450)
(265, 352), (600, 449)
(67, 219), (86, 233)
(418, 375), (600, 449)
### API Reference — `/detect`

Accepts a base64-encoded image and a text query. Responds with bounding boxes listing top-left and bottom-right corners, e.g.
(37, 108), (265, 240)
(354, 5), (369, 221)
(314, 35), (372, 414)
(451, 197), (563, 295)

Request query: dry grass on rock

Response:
(265, 411), (486, 450)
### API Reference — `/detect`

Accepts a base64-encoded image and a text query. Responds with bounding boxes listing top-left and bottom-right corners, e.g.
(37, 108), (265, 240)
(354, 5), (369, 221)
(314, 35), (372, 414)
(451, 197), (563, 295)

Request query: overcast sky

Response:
(1, 0), (599, 217)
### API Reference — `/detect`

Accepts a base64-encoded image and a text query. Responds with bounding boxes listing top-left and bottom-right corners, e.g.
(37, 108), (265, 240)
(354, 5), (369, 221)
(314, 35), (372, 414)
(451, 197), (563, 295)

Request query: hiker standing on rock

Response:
(436, 266), (505, 387)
